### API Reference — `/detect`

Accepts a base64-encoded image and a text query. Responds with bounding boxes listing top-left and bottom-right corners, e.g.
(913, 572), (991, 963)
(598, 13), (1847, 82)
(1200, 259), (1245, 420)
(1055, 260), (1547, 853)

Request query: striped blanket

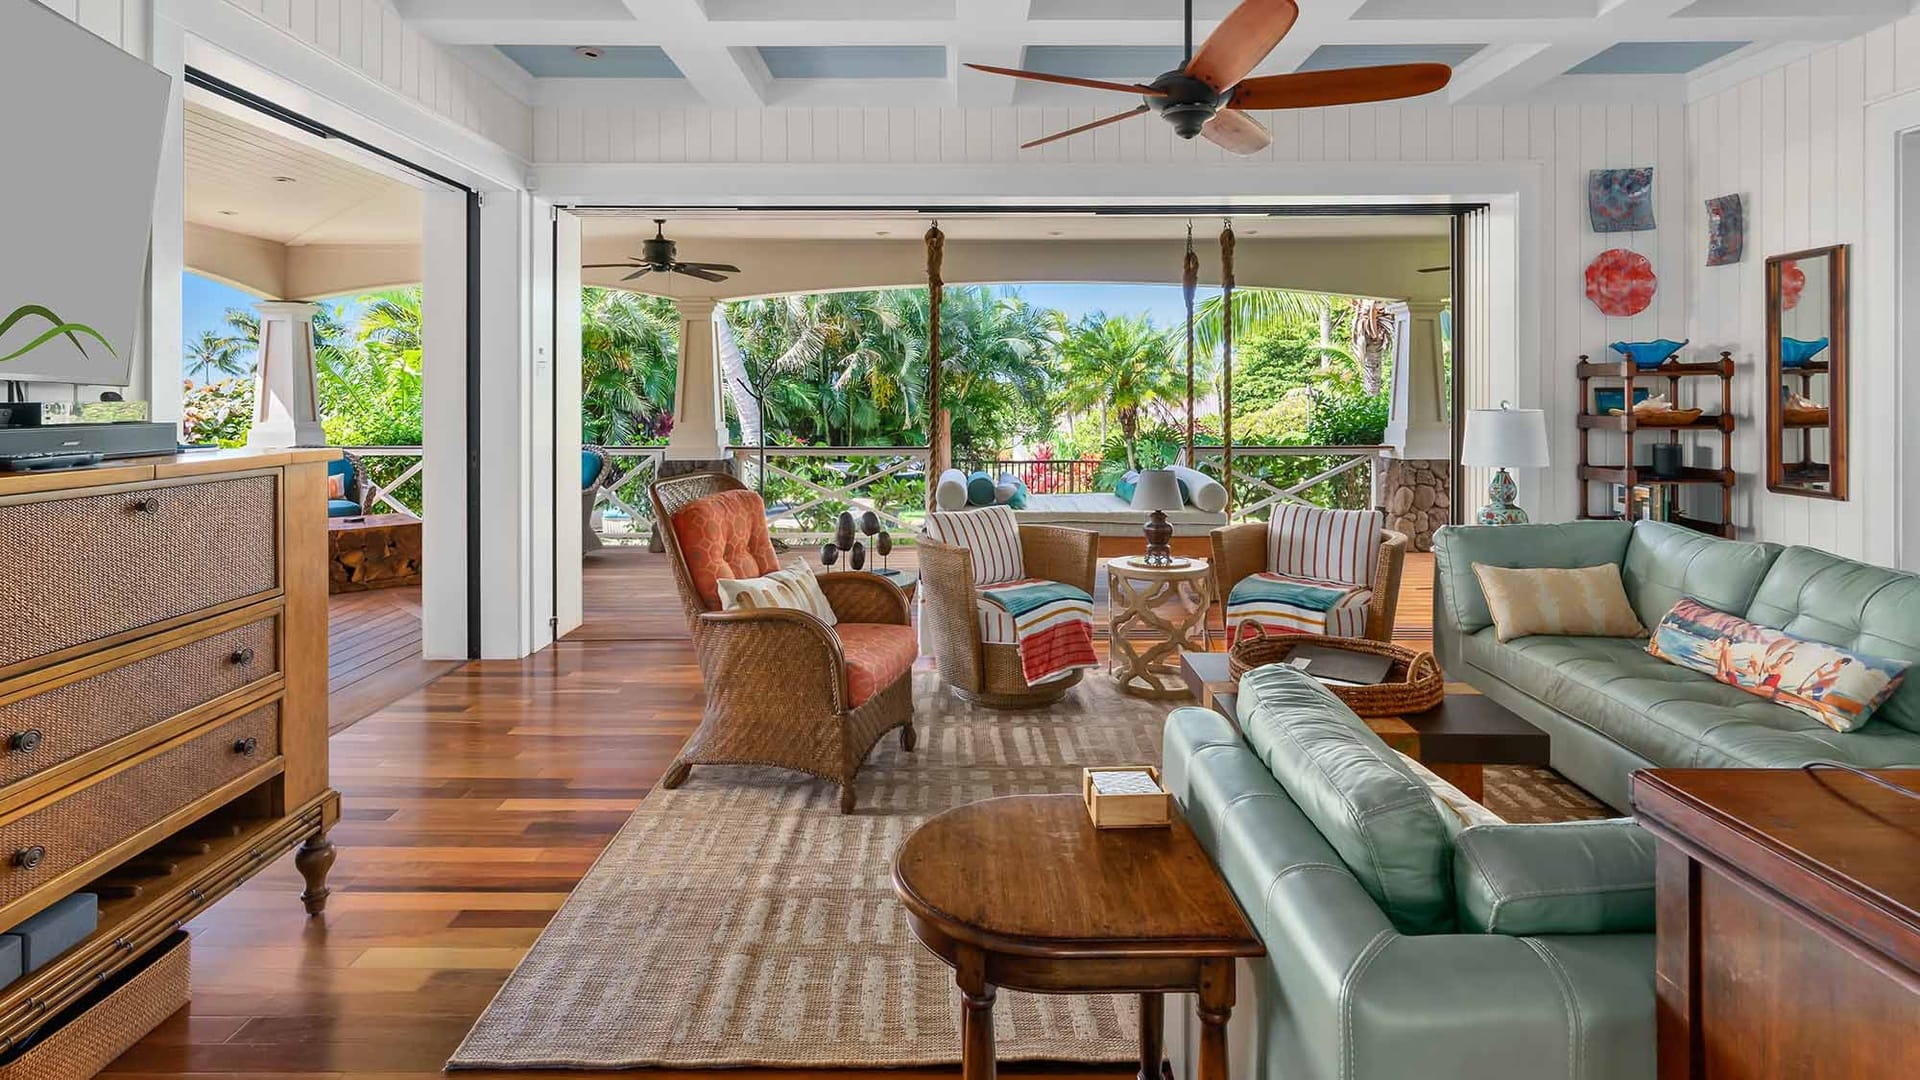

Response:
(977, 578), (1098, 686)
(1226, 572), (1372, 645)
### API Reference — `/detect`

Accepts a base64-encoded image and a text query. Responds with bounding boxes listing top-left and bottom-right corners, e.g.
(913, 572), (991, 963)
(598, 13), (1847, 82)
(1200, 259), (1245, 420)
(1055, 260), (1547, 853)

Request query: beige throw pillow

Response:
(716, 562), (837, 626)
(1471, 563), (1646, 643)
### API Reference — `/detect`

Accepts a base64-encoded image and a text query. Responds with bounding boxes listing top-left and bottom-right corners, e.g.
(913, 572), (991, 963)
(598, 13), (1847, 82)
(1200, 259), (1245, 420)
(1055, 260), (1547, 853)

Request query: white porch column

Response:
(666, 298), (729, 460)
(247, 301), (326, 448)
(1383, 300), (1451, 461)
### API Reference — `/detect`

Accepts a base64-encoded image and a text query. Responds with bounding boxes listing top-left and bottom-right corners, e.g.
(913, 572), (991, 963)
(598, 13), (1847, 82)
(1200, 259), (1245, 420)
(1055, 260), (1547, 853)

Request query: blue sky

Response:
(182, 272), (365, 380)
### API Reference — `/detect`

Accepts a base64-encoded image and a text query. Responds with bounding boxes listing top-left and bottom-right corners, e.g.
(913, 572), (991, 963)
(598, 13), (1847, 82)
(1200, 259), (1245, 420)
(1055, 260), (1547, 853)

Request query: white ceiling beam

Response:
(955, 0), (1031, 106)
(1447, 41), (1608, 104)
(621, 0), (768, 106)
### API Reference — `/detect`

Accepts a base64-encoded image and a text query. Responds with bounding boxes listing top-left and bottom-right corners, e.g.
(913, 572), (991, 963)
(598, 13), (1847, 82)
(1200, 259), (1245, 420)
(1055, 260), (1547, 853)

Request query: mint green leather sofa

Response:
(1433, 519), (1920, 810)
(1163, 665), (1656, 1080)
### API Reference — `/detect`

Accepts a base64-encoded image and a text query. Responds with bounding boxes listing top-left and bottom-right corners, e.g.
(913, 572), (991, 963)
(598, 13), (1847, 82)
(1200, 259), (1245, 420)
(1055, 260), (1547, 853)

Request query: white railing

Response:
(591, 447), (668, 544)
(1191, 445), (1389, 520)
(334, 446), (424, 517)
(733, 445), (929, 542)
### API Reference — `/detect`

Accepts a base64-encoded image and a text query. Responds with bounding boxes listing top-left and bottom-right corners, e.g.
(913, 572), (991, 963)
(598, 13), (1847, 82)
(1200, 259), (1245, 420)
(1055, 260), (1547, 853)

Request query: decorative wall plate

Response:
(1585, 249), (1658, 316)
(1588, 168), (1656, 232)
(1705, 194), (1744, 266)
(1780, 260), (1806, 311)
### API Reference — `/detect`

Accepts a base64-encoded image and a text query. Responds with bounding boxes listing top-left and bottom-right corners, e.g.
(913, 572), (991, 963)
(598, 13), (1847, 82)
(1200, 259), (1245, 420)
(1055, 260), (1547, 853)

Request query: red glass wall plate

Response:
(1585, 248), (1658, 317)
(1780, 260), (1806, 311)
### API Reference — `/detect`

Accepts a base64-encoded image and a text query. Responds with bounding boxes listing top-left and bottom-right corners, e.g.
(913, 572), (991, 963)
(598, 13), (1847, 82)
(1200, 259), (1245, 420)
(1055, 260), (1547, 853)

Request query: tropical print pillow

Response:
(1647, 598), (1912, 733)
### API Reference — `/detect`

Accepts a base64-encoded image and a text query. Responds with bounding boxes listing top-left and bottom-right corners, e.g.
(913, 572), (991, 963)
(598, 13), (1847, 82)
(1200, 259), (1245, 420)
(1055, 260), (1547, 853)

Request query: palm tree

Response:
(1055, 312), (1185, 470)
(183, 330), (247, 381)
(1194, 288), (1334, 361)
(580, 288), (678, 445)
(1348, 298), (1394, 395)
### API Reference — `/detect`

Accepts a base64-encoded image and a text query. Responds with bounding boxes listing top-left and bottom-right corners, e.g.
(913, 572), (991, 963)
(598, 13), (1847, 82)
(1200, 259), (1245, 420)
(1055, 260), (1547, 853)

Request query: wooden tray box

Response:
(1082, 766), (1170, 829)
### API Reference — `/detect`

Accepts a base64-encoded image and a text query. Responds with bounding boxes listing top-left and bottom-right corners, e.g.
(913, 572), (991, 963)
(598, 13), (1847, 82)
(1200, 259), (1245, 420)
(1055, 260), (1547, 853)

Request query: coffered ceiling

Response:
(391, 0), (1913, 107)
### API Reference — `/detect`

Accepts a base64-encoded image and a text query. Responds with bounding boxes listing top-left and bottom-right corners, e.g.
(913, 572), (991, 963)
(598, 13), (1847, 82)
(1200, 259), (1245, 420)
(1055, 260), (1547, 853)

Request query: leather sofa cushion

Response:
(1434, 522), (1633, 634)
(1746, 546), (1920, 734)
(1461, 630), (1920, 768)
(1453, 820), (1655, 935)
(1621, 519), (1781, 630)
(1236, 664), (1454, 934)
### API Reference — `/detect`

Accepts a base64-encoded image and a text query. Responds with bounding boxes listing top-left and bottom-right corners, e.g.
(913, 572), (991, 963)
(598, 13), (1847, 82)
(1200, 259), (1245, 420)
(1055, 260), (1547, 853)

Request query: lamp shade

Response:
(1461, 405), (1550, 469)
(1129, 469), (1186, 513)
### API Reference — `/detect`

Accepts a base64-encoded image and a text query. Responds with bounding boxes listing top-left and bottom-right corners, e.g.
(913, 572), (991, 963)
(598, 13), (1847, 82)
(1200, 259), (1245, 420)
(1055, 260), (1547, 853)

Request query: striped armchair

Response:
(1211, 505), (1408, 644)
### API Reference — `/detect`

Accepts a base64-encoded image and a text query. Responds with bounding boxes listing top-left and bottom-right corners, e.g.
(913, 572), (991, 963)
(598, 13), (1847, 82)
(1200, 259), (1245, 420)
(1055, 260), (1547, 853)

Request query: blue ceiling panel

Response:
(1297, 43), (1487, 72)
(1022, 45), (1187, 79)
(757, 45), (947, 79)
(497, 45), (682, 78)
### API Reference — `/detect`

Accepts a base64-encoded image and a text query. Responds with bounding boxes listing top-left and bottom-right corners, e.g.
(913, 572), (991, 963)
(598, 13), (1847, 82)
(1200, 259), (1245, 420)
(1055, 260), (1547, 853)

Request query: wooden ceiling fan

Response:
(584, 220), (742, 283)
(966, 0), (1452, 155)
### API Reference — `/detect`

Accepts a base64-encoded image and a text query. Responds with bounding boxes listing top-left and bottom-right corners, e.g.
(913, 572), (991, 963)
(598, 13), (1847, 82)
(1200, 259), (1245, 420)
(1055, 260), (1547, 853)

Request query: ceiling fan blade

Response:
(963, 63), (1167, 97)
(1230, 63), (1453, 110)
(1201, 108), (1272, 156)
(675, 261), (742, 273)
(583, 262), (641, 269)
(620, 267), (655, 281)
(674, 265), (729, 283)
(1022, 104), (1152, 150)
(1187, 0), (1299, 93)
(1418, 265), (1452, 274)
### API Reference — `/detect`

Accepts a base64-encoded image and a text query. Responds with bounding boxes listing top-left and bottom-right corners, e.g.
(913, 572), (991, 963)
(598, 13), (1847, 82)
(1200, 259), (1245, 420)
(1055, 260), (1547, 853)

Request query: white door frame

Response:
(1865, 87), (1920, 571)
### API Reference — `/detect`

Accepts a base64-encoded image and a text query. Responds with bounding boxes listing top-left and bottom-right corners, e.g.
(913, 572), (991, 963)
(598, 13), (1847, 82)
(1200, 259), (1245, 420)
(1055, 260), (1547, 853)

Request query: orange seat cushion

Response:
(671, 488), (779, 610)
(835, 623), (918, 707)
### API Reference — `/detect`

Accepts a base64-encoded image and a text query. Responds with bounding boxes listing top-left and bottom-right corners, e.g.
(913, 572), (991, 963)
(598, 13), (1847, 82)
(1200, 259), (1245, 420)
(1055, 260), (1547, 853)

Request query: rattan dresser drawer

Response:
(0, 614), (280, 792)
(0, 474), (281, 671)
(0, 703), (280, 908)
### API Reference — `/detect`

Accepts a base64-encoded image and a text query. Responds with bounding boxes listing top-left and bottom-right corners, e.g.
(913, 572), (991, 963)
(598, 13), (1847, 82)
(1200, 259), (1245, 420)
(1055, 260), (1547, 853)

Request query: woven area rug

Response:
(449, 670), (1610, 1070)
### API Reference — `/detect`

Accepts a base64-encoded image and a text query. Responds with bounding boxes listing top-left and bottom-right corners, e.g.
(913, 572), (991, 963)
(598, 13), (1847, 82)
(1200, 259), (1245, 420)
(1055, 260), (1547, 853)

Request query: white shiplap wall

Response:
(535, 101), (1690, 521)
(1686, 20), (1912, 564)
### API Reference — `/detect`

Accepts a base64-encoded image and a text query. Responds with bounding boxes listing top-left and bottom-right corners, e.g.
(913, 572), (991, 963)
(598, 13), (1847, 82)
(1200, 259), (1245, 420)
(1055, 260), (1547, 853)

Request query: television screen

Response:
(0, 0), (171, 386)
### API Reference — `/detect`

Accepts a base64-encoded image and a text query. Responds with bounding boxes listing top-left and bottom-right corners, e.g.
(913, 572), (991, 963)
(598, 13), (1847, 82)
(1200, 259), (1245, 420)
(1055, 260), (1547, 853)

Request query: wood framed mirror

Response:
(1765, 244), (1848, 499)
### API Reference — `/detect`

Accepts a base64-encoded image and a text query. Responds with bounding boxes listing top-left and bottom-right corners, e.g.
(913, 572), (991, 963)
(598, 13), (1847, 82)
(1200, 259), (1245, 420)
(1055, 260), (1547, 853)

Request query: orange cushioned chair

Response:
(650, 472), (916, 813)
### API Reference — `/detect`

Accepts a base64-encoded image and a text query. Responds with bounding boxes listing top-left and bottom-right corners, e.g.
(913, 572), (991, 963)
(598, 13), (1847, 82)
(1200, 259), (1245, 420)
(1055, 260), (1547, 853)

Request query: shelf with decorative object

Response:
(1576, 351), (1737, 538)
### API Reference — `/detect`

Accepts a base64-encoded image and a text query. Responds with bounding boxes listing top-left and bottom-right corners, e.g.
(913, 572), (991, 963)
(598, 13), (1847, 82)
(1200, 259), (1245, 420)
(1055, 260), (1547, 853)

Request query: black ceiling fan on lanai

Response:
(967, 0), (1452, 155)
(584, 220), (742, 283)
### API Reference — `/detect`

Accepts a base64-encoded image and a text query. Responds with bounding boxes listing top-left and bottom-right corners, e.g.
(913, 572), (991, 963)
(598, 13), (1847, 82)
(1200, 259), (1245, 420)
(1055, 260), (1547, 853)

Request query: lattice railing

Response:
(335, 446), (424, 517)
(734, 446), (929, 542)
(1191, 446), (1388, 520)
(591, 447), (667, 543)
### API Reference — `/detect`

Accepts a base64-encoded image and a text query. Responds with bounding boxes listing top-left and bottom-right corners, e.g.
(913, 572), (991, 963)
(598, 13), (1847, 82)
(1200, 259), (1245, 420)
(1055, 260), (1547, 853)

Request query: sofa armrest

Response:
(1452, 819), (1655, 935)
(1365, 530), (1408, 642)
(1019, 524), (1099, 594)
(918, 538), (983, 693)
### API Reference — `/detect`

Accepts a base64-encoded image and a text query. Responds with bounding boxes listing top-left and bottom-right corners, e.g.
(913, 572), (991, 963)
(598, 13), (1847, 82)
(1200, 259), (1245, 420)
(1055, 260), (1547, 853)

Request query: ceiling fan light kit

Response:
(968, 0), (1452, 156)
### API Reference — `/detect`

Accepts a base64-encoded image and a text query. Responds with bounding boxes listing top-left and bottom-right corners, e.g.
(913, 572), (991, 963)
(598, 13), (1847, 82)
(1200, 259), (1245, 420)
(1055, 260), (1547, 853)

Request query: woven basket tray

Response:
(1227, 632), (1443, 718)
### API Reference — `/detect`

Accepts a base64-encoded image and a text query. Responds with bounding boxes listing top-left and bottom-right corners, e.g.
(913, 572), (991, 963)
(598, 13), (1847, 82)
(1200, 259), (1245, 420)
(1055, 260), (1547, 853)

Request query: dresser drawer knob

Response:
(233, 737), (259, 757)
(129, 497), (157, 514)
(7, 730), (42, 754)
(13, 846), (44, 870)
(230, 646), (256, 666)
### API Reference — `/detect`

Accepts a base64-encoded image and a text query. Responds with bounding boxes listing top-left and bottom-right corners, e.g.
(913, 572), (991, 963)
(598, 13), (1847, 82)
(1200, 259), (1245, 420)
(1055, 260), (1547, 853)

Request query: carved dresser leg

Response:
(296, 833), (337, 916)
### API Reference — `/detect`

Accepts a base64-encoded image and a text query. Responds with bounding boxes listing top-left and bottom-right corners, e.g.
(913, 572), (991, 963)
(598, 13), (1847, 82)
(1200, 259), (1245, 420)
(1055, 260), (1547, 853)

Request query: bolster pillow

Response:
(966, 470), (997, 507)
(1113, 469), (1140, 505)
(995, 473), (1029, 511)
(1168, 464), (1227, 513)
(934, 469), (971, 511)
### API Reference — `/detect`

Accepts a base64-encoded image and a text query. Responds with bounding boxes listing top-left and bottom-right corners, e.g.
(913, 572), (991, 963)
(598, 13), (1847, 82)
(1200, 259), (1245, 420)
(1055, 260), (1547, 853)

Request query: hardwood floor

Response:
(327, 585), (461, 734)
(102, 543), (1437, 1079)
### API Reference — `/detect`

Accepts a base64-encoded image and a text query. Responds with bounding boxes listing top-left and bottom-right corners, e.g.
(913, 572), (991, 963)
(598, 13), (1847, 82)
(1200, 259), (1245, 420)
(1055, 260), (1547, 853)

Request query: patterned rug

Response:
(449, 670), (1608, 1070)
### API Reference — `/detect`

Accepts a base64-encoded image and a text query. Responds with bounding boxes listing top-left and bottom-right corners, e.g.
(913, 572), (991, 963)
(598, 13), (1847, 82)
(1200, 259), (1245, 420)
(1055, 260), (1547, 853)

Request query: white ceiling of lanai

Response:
(391, 0), (1913, 108)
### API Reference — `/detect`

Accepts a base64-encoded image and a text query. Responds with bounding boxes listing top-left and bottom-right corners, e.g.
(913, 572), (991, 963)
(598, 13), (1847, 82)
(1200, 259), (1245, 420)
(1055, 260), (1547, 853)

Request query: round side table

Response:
(1107, 557), (1214, 699)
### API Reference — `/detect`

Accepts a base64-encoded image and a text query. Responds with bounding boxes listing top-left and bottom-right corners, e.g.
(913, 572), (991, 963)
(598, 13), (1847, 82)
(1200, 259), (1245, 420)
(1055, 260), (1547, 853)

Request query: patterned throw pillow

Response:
(1267, 504), (1383, 589)
(925, 505), (1025, 586)
(1471, 563), (1646, 643)
(326, 473), (348, 500)
(1648, 598), (1912, 733)
(715, 562), (837, 627)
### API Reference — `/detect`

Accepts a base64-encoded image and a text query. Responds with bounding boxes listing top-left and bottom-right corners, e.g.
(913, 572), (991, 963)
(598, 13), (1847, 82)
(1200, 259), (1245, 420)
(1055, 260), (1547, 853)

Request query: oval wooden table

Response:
(892, 794), (1264, 1080)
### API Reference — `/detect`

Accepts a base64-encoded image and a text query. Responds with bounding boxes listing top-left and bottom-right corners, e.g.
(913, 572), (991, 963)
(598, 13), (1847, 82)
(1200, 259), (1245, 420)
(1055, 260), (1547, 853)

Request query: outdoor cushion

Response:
(934, 468), (970, 511)
(671, 488), (779, 610)
(1620, 519), (1781, 630)
(1267, 504), (1383, 589)
(977, 597), (1016, 644)
(925, 505), (1025, 586)
(1225, 573), (1371, 642)
(716, 562), (837, 627)
(581, 449), (604, 490)
(834, 623), (916, 707)
(966, 470), (997, 507)
(1434, 521), (1633, 634)
(1745, 546), (1920, 734)
(1452, 820), (1655, 936)
(1648, 598), (1911, 733)
(1460, 631), (1920, 769)
(1168, 464), (1228, 513)
(1472, 563), (1644, 642)
(326, 455), (354, 488)
(1236, 664), (1454, 934)
(327, 498), (362, 518)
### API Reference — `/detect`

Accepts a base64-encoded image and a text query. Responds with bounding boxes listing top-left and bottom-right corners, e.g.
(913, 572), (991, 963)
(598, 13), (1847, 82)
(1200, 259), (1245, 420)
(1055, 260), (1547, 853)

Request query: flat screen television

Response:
(0, 0), (171, 386)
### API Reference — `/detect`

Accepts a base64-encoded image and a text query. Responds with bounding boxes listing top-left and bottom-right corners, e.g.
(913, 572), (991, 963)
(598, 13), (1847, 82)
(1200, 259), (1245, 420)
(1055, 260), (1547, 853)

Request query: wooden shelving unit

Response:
(1777, 360), (1833, 487)
(1576, 351), (1737, 538)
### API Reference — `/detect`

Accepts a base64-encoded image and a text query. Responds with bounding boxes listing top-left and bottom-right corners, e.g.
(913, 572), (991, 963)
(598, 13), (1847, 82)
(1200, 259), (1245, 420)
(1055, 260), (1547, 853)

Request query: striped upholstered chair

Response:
(1211, 504), (1408, 644)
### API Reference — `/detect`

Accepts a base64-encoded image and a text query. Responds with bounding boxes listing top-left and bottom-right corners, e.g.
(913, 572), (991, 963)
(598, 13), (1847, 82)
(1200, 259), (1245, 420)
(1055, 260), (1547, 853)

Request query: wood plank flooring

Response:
(105, 543), (1436, 1079)
(327, 586), (461, 734)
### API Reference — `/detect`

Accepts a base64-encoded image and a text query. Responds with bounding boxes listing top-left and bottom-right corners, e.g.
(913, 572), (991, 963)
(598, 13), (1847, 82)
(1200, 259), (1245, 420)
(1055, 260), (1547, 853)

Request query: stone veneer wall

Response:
(1384, 458), (1451, 552)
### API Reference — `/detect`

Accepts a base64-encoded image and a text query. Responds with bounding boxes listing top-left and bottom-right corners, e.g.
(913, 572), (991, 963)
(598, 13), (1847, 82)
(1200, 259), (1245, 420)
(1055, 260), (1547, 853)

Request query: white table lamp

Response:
(1461, 403), (1550, 524)
(1130, 469), (1185, 565)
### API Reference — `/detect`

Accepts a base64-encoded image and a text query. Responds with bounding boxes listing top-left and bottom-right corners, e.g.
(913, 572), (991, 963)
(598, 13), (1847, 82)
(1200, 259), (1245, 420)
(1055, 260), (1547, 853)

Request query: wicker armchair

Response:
(650, 472), (915, 813)
(582, 445), (611, 553)
(1210, 521), (1409, 642)
(920, 524), (1100, 708)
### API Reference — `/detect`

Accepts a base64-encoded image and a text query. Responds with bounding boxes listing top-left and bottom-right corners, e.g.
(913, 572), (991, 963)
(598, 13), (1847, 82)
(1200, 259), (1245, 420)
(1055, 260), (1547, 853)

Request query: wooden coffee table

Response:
(1179, 650), (1548, 801)
(893, 794), (1264, 1080)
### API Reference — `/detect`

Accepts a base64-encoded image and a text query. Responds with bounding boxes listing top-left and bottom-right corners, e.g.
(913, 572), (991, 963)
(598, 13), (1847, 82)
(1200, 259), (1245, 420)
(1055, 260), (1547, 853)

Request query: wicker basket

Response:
(0, 932), (188, 1080)
(1227, 632), (1444, 718)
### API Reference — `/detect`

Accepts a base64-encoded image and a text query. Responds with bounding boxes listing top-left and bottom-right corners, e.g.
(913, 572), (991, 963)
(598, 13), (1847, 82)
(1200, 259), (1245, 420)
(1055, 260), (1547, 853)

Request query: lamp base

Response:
(1141, 510), (1175, 566)
(1475, 467), (1530, 525)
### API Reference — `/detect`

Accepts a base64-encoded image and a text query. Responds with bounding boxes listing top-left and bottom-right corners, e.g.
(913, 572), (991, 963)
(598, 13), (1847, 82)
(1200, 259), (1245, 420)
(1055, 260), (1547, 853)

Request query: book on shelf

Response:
(1609, 482), (1672, 523)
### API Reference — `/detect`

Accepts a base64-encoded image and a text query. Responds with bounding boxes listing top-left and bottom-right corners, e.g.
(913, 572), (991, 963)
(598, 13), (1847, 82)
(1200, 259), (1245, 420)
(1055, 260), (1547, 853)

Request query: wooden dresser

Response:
(0, 448), (339, 1054)
(1634, 767), (1919, 1080)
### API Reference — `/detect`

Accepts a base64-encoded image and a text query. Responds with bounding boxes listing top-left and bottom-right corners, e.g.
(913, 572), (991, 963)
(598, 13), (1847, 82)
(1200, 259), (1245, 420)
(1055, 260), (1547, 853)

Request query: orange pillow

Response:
(671, 489), (778, 610)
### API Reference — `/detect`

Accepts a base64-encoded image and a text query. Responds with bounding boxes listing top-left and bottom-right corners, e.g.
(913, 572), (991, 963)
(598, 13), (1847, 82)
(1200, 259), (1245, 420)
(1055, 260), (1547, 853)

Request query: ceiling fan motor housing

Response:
(1148, 71), (1228, 140)
(640, 232), (677, 268)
